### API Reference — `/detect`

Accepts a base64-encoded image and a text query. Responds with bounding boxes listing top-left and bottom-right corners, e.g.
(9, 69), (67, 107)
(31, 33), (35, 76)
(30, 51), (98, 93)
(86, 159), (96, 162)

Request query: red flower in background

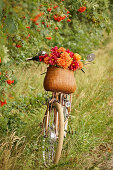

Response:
(26, 34), (30, 39)
(54, 15), (66, 22)
(32, 12), (44, 22)
(46, 37), (52, 40)
(16, 45), (22, 48)
(6, 80), (14, 85)
(67, 19), (71, 22)
(55, 27), (58, 30)
(67, 11), (70, 14)
(39, 4), (43, 8)
(78, 6), (86, 13)
(54, 5), (58, 9)
(26, 26), (30, 29)
(0, 58), (1, 63)
(0, 100), (7, 107)
(47, 8), (52, 12)
(47, 24), (51, 27)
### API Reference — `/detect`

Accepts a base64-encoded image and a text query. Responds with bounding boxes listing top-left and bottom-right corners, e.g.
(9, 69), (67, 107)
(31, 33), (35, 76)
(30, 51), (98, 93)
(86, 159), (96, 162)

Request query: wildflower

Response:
(16, 44), (22, 48)
(67, 19), (71, 22)
(47, 8), (52, 12)
(46, 37), (52, 40)
(35, 23), (39, 25)
(54, 15), (66, 22)
(55, 27), (58, 30)
(47, 24), (51, 27)
(0, 99), (7, 107)
(26, 34), (30, 39)
(54, 5), (58, 9)
(6, 80), (14, 85)
(39, 4), (43, 7)
(0, 58), (1, 63)
(62, 16), (66, 20)
(26, 26), (30, 29)
(0, 72), (1, 75)
(67, 11), (70, 14)
(42, 22), (45, 24)
(32, 12), (44, 22)
(78, 6), (86, 13)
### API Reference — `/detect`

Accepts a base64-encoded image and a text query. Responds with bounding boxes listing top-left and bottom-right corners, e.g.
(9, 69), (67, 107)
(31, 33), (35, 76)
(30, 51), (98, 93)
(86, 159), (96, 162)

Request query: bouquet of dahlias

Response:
(39, 46), (83, 71)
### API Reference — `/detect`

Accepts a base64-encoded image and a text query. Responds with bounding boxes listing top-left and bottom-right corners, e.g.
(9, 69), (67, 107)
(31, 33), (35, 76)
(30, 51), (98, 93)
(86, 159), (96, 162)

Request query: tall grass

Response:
(0, 37), (113, 169)
(57, 37), (113, 169)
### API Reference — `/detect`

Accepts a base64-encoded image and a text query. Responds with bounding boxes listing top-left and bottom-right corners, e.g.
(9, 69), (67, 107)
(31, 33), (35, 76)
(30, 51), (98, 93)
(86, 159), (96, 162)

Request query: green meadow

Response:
(0, 36), (113, 170)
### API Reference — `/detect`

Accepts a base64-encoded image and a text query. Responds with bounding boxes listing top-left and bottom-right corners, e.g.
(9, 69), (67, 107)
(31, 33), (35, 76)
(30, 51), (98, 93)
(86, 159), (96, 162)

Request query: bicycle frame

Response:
(43, 92), (72, 138)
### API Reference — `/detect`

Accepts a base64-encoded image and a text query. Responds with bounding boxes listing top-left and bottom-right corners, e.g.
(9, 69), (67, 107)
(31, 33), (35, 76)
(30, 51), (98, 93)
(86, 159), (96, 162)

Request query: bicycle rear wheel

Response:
(43, 102), (64, 166)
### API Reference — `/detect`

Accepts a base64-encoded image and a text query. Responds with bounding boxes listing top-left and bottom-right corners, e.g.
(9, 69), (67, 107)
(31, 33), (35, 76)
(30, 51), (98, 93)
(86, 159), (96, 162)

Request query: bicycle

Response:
(27, 52), (95, 166)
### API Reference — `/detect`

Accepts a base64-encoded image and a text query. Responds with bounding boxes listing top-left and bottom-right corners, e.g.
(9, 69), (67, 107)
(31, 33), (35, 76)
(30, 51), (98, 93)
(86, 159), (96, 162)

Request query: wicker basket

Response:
(43, 66), (76, 94)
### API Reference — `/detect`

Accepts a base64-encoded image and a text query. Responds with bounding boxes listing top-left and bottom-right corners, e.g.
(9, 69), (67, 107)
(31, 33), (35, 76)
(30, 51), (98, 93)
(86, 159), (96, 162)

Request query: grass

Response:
(0, 36), (113, 170)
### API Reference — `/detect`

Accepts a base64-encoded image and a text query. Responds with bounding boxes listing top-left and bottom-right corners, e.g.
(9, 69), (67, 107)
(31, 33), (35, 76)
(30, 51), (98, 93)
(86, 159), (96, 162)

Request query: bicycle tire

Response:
(43, 102), (64, 165)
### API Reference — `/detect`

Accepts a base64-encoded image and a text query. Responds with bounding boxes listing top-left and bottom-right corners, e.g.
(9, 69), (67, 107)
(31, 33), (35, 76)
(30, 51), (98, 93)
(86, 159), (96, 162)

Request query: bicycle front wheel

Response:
(43, 102), (64, 165)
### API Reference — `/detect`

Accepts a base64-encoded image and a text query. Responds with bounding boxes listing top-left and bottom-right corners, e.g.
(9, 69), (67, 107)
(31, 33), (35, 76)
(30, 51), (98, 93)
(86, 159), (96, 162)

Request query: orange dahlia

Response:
(57, 58), (66, 68)
(58, 47), (66, 53)
(73, 53), (81, 61)
(44, 57), (49, 64)
(61, 52), (72, 62)
(57, 52), (72, 68)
